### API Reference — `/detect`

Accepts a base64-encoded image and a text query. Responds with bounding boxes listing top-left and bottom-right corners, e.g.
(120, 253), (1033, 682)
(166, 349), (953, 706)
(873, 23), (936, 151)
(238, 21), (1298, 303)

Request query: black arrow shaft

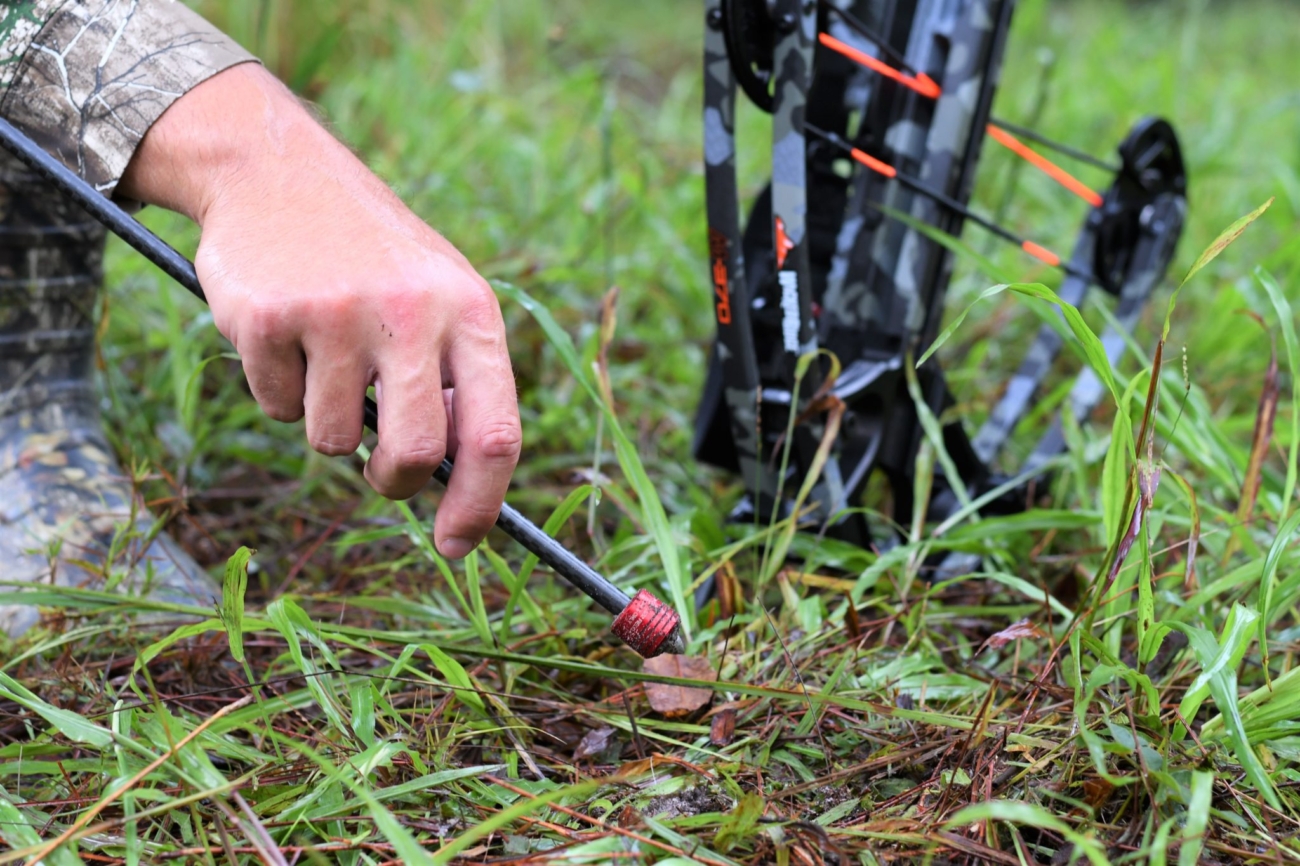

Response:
(0, 116), (631, 618)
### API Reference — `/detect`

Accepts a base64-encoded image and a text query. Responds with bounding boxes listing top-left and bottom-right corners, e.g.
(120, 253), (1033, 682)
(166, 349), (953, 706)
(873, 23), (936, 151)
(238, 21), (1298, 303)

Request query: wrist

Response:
(117, 63), (329, 225)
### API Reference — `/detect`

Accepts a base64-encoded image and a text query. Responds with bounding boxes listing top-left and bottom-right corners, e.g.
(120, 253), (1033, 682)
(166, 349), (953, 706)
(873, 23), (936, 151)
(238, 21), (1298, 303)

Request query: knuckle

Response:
(450, 497), (504, 528)
(471, 419), (523, 464)
(308, 431), (361, 456)
(388, 438), (447, 474)
(249, 371), (305, 422)
(241, 298), (295, 342)
(455, 283), (504, 334)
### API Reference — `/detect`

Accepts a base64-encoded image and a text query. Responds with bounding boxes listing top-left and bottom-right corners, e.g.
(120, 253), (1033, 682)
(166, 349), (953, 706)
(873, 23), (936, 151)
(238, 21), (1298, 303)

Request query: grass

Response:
(3, 0), (1300, 862)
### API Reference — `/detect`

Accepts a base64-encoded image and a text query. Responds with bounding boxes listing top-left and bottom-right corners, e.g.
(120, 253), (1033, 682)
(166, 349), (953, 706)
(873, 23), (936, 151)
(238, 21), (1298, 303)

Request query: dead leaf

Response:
(982, 618), (1046, 652)
(844, 593), (860, 639)
(709, 708), (736, 746)
(1079, 777), (1115, 813)
(573, 726), (616, 761)
(717, 560), (741, 620)
(642, 654), (716, 717)
(1237, 311), (1277, 526)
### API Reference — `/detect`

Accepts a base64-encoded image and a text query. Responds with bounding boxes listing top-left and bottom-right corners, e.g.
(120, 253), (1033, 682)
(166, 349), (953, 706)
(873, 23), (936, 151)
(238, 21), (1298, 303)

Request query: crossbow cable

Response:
(695, 0), (1187, 578)
(0, 116), (686, 659)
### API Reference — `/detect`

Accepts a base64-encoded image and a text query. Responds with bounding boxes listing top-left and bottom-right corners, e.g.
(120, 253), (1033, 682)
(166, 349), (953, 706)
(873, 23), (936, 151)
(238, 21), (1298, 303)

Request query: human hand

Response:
(118, 63), (521, 559)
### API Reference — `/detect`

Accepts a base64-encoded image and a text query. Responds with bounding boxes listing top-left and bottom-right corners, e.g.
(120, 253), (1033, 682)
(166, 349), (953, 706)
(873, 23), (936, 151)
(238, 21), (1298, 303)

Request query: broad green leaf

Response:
(918, 281), (1120, 408)
(1100, 406), (1133, 544)
(1258, 510), (1300, 673)
(1175, 198), (1273, 293)
(0, 785), (82, 866)
(1173, 606), (1281, 808)
(181, 352), (240, 434)
(350, 680), (376, 747)
(1174, 608), (1255, 734)
(1136, 487), (1156, 666)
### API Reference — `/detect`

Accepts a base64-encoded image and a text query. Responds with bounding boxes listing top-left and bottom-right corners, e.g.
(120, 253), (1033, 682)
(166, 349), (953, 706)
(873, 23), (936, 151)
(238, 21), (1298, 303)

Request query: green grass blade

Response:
(219, 546), (253, 664)
(0, 672), (113, 747)
(1254, 265), (1299, 516)
(497, 281), (690, 632)
(1177, 771), (1213, 866)
(944, 801), (1109, 865)
(431, 781), (597, 865)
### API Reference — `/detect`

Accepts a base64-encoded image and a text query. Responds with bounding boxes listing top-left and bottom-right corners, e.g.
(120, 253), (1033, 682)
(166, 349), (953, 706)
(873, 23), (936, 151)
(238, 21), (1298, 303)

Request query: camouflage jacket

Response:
(0, 0), (254, 195)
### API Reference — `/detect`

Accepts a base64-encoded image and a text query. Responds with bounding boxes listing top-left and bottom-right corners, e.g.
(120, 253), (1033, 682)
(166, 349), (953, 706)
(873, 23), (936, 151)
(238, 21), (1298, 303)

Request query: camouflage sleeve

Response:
(0, 0), (257, 195)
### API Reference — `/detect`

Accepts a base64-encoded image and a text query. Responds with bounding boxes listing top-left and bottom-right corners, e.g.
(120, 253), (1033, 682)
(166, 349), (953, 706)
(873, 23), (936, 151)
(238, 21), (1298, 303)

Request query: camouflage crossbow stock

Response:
(0, 117), (686, 660)
(693, 0), (1187, 579)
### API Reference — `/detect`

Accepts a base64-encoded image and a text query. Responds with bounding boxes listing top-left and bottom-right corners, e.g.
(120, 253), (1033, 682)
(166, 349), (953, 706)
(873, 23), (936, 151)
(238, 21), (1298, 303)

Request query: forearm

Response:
(0, 0), (254, 195)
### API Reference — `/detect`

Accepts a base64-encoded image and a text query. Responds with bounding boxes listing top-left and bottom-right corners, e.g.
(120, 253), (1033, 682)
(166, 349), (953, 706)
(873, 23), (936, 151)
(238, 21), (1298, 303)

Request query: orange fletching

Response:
(1021, 240), (1061, 267)
(911, 72), (941, 99)
(987, 124), (1103, 208)
(818, 33), (941, 99)
(849, 147), (897, 178)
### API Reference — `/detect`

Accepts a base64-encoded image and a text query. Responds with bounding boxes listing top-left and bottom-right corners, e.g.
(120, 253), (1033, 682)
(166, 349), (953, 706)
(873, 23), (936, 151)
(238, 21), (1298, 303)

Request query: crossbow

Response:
(693, 0), (1187, 575)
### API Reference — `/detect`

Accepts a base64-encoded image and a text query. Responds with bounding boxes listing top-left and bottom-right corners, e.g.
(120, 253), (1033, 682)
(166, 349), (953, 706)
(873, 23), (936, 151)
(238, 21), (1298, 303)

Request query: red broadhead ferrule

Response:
(611, 589), (681, 658)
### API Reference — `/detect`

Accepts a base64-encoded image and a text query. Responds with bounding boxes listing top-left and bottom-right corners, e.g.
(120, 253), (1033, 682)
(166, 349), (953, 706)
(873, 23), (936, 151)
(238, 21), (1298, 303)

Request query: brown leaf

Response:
(573, 726), (616, 761)
(844, 593), (861, 639)
(1081, 777), (1115, 812)
(642, 654), (716, 717)
(983, 618), (1046, 652)
(1237, 315), (1278, 525)
(594, 286), (619, 409)
(717, 560), (742, 620)
(709, 709), (736, 746)
(1103, 459), (1163, 595)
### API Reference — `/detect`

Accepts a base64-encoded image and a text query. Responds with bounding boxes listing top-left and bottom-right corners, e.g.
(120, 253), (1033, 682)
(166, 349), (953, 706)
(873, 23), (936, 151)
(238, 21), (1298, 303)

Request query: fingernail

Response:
(440, 537), (474, 559)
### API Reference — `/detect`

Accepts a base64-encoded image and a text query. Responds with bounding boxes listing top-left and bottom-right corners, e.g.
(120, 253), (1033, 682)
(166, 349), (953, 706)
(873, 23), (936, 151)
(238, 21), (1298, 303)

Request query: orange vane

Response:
(817, 33), (941, 99)
(986, 124), (1104, 208)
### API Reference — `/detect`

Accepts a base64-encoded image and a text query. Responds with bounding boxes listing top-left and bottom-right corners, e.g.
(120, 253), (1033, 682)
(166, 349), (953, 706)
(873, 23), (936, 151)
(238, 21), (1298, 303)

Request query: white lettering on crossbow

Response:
(779, 270), (800, 354)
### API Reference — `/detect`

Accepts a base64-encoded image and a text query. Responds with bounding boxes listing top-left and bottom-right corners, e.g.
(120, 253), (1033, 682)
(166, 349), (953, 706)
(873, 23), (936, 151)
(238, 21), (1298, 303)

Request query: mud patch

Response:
(644, 784), (734, 819)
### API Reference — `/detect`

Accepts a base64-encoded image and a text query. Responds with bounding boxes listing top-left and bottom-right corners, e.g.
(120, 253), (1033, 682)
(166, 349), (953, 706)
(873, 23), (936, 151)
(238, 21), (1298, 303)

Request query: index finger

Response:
(433, 304), (521, 559)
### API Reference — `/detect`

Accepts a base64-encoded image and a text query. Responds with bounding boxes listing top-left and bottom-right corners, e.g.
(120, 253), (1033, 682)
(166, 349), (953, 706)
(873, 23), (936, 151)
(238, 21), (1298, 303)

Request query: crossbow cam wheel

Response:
(1093, 117), (1187, 296)
(718, 0), (778, 113)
